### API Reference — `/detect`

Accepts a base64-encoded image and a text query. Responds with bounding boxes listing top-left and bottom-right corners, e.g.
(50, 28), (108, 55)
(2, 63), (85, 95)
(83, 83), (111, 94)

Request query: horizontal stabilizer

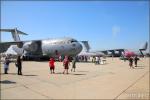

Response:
(0, 28), (28, 41)
(0, 29), (28, 35)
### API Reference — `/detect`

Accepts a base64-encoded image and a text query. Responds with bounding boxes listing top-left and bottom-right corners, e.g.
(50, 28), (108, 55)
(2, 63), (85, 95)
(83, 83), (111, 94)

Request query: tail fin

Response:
(81, 41), (90, 52)
(140, 42), (148, 50)
(139, 42), (148, 57)
(0, 28), (28, 41)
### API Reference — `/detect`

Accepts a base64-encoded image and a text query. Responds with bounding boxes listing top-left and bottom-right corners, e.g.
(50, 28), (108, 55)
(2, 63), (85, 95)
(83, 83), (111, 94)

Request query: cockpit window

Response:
(70, 39), (77, 43)
(67, 39), (77, 44)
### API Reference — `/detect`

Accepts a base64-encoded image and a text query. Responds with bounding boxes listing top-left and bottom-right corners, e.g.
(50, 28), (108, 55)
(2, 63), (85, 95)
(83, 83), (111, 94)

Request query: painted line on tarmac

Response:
(114, 71), (149, 99)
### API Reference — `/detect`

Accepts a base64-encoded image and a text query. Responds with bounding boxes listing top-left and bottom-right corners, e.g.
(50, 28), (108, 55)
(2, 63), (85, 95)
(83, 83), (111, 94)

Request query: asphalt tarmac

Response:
(0, 57), (149, 99)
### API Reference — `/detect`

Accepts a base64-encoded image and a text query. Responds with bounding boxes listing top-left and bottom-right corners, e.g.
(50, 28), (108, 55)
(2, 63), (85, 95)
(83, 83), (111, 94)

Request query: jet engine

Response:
(23, 41), (38, 52)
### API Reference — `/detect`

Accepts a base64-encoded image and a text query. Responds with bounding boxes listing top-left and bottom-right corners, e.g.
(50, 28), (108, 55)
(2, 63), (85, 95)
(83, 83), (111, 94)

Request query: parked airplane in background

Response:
(0, 28), (83, 60)
(79, 41), (148, 59)
(120, 42), (148, 60)
(78, 41), (105, 57)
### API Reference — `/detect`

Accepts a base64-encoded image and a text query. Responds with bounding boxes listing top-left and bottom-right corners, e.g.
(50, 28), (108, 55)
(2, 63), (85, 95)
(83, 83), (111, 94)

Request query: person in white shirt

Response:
(95, 56), (99, 65)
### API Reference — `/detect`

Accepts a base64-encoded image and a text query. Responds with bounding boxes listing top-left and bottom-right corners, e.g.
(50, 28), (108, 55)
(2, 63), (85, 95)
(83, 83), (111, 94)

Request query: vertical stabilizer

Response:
(139, 42), (148, 56)
(140, 42), (148, 50)
(81, 41), (90, 52)
(12, 28), (20, 41)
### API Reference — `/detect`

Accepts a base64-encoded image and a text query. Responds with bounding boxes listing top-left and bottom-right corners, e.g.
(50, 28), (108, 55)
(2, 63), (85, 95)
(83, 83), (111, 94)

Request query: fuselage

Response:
(23, 37), (82, 57)
(42, 37), (82, 57)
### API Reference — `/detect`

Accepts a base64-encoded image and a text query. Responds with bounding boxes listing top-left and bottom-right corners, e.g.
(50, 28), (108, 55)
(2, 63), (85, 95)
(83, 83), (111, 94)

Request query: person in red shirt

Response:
(63, 56), (70, 74)
(49, 57), (55, 74)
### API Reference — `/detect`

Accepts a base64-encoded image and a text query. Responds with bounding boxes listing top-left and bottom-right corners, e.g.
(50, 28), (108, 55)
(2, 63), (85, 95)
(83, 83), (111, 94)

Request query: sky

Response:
(1, 1), (149, 51)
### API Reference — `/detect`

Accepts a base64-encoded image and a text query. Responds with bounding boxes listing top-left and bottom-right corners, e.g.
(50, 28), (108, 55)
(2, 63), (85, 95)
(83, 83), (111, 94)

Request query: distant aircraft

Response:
(120, 42), (148, 60)
(78, 41), (105, 57)
(79, 41), (148, 59)
(0, 28), (82, 60)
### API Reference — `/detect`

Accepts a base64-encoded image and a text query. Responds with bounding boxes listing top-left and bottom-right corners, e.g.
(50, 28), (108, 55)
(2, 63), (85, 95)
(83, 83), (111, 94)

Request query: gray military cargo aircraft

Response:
(0, 28), (82, 60)
(79, 41), (105, 57)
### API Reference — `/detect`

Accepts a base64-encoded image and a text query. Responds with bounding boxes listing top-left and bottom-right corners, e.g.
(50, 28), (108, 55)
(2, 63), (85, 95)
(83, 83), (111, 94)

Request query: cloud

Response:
(112, 25), (120, 37)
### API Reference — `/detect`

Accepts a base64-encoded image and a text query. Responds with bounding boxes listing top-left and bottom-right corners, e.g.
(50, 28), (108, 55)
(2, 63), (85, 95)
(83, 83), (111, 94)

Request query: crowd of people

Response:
(49, 56), (77, 74)
(3, 55), (22, 75)
(128, 56), (139, 69)
(2, 55), (140, 75)
(3, 55), (77, 75)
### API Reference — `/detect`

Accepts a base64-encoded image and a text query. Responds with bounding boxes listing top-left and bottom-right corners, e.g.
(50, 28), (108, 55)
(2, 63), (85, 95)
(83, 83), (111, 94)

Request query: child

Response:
(63, 56), (70, 74)
(49, 58), (55, 74)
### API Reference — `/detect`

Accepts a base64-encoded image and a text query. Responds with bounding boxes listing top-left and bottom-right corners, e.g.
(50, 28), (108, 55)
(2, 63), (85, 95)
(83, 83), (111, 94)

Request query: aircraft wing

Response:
(0, 41), (24, 53)
(5, 45), (24, 55)
(78, 51), (105, 56)
(78, 52), (96, 56)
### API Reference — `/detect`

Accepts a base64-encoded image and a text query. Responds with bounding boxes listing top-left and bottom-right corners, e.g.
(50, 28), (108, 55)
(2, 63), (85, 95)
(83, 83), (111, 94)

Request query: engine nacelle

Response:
(23, 41), (38, 52)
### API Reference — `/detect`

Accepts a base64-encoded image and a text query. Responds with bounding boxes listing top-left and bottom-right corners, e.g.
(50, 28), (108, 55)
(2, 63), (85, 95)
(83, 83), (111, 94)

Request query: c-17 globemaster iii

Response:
(0, 28), (83, 60)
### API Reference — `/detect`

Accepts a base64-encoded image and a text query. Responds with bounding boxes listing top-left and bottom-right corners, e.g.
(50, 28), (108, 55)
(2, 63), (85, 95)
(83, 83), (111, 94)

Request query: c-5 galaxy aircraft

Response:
(0, 28), (82, 60)
(119, 42), (148, 60)
(78, 41), (105, 57)
(79, 41), (148, 58)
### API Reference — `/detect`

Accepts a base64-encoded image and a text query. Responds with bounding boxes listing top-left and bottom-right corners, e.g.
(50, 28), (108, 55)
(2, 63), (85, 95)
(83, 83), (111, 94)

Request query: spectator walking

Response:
(16, 56), (22, 75)
(3, 57), (10, 74)
(71, 57), (76, 72)
(128, 57), (134, 69)
(134, 56), (139, 67)
(63, 56), (70, 74)
(95, 56), (100, 65)
(49, 57), (55, 74)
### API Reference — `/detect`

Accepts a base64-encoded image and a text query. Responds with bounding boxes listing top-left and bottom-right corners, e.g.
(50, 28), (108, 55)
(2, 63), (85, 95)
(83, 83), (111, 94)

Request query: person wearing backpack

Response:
(63, 56), (70, 74)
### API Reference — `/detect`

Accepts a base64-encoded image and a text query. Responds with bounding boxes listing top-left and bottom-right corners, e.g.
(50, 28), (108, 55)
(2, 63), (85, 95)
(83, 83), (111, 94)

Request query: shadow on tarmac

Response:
(71, 73), (86, 75)
(0, 73), (38, 76)
(77, 71), (89, 72)
(23, 75), (38, 76)
(133, 66), (145, 69)
(0, 73), (17, 75)
(52, 72), (86, 76)
(0, 80), (16, 84)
